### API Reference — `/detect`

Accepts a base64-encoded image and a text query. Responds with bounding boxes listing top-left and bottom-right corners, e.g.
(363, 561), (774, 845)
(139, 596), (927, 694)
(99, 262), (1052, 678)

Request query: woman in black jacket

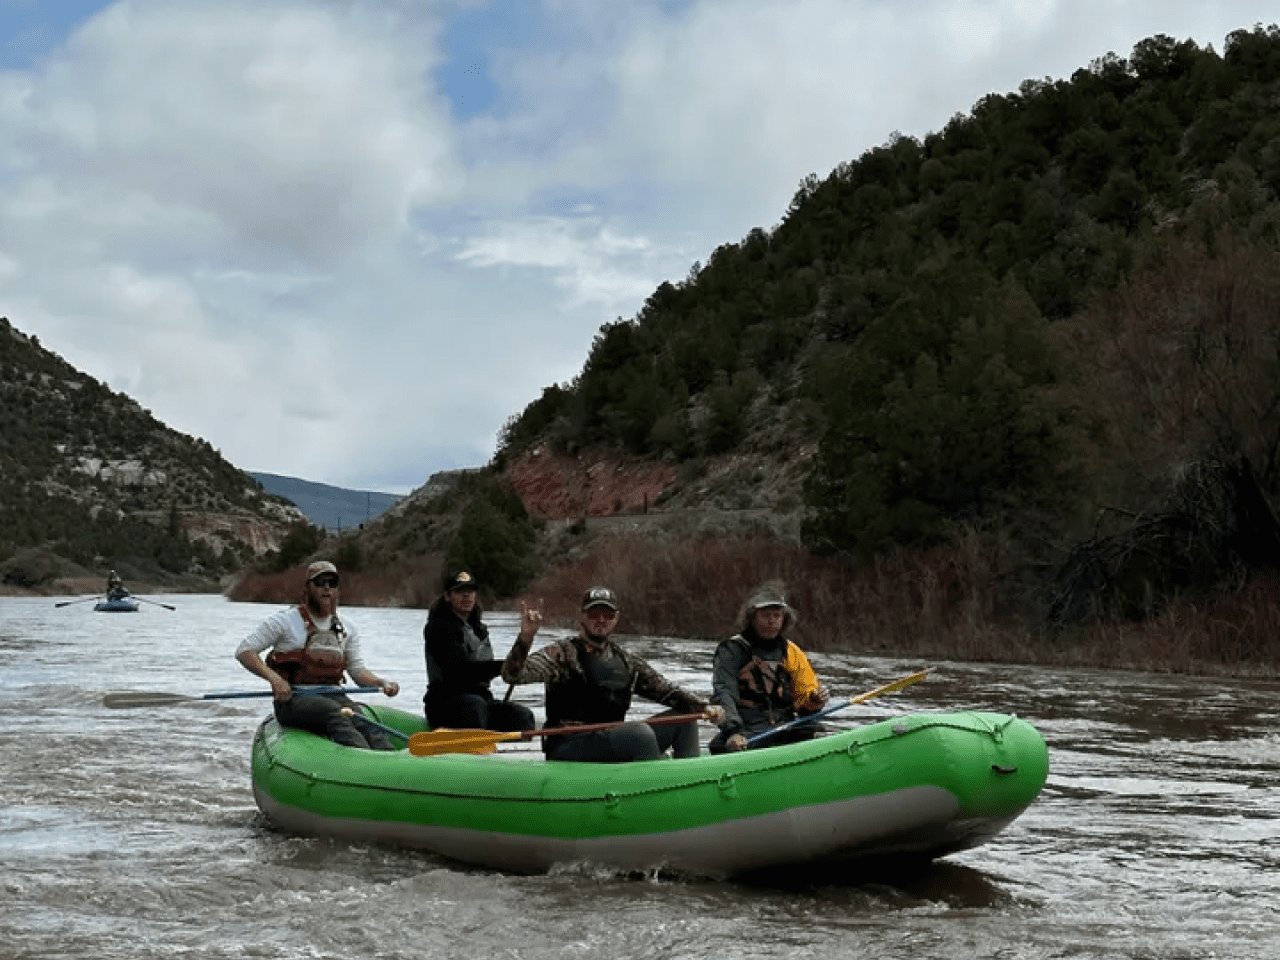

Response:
(423, 570), (537, 732)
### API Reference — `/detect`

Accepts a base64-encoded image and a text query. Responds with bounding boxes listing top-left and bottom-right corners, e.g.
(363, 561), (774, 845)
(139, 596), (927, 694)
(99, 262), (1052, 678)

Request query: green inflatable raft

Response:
(251, 705), (1048, 877)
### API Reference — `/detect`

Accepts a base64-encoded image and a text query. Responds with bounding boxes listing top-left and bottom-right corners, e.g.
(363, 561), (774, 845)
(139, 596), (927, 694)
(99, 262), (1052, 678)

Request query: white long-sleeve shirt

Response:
(235, 606), (369, 676)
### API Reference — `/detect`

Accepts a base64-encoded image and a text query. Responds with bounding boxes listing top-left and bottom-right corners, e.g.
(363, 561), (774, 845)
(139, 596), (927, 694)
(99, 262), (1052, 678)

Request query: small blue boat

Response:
(95, 592), (139, 612)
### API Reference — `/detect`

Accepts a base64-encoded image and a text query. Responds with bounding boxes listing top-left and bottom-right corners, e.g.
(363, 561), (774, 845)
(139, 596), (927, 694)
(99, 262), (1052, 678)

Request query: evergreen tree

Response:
(443, 474), (537, 597)
(803, 260), (1075, 558)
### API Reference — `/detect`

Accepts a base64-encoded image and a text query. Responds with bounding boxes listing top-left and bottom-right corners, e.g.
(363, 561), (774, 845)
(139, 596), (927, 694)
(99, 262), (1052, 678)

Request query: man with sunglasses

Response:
(501, 586), (724, 762)
(235, 560), (401, 749)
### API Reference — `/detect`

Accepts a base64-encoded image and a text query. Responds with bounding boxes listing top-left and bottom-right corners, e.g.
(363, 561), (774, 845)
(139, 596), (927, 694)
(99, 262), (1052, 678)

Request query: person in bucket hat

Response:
(708, 583), (828, 753)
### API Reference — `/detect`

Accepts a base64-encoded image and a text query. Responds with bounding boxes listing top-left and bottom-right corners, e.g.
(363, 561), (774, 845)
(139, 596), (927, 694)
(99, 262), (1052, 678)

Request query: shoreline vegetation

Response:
(519, 533), (1280, 682)
(219, 533), (1280, 682)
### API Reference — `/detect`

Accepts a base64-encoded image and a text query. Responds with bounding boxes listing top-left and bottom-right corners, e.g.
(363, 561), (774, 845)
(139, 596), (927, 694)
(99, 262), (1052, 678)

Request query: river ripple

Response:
(2, 594), (1278, 959)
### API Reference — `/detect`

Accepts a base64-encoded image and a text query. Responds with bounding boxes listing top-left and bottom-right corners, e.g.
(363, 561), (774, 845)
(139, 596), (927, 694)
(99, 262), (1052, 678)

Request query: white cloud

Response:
(457, 216), (667, 306)
(6, 0), (456, 267)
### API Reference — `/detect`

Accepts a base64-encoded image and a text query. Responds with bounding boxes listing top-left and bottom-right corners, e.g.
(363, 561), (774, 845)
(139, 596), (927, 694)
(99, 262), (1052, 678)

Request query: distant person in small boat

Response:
(708, 585), (828, 753)
(105, 570), (127, 601)
(234, 560), (401, 750)
(502, 586), (725, 762)
(423, 570), (537, 733)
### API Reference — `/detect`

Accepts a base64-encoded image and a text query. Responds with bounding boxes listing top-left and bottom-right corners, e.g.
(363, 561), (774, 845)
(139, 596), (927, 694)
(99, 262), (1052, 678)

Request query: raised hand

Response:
(518, 598), (543, 643)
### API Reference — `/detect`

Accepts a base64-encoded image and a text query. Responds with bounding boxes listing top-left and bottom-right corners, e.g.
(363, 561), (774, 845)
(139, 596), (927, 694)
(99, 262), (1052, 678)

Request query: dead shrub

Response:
(516, 531), (1280, 676)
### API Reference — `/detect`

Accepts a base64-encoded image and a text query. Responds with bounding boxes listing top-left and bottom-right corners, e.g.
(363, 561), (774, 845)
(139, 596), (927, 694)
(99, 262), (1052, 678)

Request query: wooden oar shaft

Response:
(408, 711), (712, 757)
(521, 711), (710, 739)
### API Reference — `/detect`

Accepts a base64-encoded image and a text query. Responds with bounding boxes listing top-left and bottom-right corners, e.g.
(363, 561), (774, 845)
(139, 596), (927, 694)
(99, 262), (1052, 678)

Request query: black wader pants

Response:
(275, 691), (395, 750)
(708, 721), (819, 754)
(426, 693), (535, 733)
(544, 709), (701, 762)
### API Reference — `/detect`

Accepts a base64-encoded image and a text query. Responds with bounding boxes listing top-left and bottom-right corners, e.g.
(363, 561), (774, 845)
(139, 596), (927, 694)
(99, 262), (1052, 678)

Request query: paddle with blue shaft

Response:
(132, 596), (176, 611)
(408, 710), (715, 757)
(102, 686), (381, 709)
(340, 707), (410, 743)
(745, 669), (930, 747)
(55, 596), (104, 608)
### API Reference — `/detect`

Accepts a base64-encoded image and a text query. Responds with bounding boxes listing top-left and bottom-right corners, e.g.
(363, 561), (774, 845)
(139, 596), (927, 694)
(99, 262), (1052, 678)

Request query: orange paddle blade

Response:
(407, 728), (520, 756)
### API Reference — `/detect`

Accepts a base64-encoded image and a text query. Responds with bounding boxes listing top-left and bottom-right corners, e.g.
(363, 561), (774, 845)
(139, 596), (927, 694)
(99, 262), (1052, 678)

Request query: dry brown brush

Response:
(519, 531), (1030, 659)
(518, 531), (1280, 677)
(226, 553), (443, 608)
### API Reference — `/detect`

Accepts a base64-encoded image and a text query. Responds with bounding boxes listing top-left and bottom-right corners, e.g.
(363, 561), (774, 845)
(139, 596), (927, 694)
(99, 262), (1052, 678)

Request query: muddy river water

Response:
(2, 594), (1278, 959)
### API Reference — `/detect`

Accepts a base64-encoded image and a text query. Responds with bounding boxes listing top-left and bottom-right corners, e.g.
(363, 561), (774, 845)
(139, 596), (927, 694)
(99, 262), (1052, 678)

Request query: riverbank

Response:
(519, 532), (1280, 681)
(74, 529), (1280, 681)
(4, 575), (224, 598)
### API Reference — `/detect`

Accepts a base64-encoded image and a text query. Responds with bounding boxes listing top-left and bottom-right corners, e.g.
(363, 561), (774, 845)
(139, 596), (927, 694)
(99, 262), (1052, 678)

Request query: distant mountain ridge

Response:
(249, 472), (400, 531)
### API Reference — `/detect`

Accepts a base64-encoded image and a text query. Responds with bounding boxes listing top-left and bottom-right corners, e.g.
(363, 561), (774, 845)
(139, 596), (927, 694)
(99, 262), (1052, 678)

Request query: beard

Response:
(307, 593), (336, 617)
(582, 624), (614, 646)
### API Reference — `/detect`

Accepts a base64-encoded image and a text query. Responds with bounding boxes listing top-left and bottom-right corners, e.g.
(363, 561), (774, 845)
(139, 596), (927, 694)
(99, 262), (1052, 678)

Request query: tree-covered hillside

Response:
(496, 27), (1280, 584)
(0, 317), (306, 586)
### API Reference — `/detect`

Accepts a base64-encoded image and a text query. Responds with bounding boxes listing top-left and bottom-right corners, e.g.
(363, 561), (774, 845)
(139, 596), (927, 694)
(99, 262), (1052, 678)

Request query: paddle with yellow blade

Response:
(746, 668), (929, 746)
(408, 711), (715, 757)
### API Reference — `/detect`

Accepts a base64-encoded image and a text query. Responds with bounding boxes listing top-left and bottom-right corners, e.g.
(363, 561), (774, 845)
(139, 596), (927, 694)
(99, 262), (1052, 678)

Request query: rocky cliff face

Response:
(168, 503), (305, 557)
(506, 446), (678, 519)
(505, 442), (814, 545)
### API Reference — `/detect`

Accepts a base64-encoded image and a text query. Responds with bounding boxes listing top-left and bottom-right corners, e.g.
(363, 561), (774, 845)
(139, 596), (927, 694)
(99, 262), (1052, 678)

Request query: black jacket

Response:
(423, 597), (502, 705)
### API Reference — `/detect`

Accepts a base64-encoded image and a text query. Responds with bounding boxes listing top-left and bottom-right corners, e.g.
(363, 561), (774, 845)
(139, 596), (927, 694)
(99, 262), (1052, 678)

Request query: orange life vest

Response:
(266, 606), (349, 685)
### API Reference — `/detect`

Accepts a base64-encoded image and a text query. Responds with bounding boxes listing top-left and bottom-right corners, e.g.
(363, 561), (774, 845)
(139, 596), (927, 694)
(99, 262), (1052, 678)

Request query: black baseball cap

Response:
(581, 586), (618, 611)
(444, 571), (479, 592)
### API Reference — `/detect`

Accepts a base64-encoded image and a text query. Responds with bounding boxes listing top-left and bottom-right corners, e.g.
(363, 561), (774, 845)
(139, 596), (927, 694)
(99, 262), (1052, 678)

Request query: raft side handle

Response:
(991, 764), (1018, 775)
(717, 773), (738, 800)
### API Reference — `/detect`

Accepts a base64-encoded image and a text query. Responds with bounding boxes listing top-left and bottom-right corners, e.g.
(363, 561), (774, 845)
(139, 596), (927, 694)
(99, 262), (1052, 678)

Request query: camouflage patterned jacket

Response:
(502, 634), (707, 727)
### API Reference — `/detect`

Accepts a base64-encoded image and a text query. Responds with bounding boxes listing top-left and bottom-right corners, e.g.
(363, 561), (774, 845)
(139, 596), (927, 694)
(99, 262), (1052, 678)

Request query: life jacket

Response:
(544, 639), (635, 728)
(730, 636), (821, 724)
(266, 605), (348, 685)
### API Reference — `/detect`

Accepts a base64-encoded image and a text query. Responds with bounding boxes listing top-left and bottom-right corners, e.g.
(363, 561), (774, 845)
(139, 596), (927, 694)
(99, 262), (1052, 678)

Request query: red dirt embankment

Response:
(506, 447), (677, 520)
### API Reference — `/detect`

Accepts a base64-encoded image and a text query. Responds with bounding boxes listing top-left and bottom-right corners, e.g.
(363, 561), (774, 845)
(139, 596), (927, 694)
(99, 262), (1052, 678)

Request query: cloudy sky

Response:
(1, 1), (1274, 494)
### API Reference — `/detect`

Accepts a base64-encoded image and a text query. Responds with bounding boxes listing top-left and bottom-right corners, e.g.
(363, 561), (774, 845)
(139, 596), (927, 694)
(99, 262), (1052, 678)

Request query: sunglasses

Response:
(311, 575), (340, 588)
